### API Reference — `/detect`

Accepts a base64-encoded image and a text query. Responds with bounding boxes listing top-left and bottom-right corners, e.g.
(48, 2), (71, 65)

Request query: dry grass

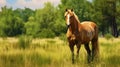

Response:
(0, 37), (120, 67)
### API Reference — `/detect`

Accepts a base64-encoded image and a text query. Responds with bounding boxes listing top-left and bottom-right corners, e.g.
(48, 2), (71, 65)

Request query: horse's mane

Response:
(73, 12), (81, 23)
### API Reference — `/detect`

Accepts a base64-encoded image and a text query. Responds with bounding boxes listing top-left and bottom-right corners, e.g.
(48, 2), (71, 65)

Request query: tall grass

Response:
(0, 37), (120, 67)
(18, 36), (32, 49)
(0, 50), (25, 67)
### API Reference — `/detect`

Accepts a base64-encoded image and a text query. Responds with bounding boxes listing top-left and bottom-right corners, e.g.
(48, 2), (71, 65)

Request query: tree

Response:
(34, 2), (66, 37)
(0, 6), (24, 36)
(116, 0), (120, 35)
(93, 0), (109, 36)
(59, 0), (94, 21)
(14, 8), (35, 22)
(25, 16), (40, 37)
(93, 0), (119, 37)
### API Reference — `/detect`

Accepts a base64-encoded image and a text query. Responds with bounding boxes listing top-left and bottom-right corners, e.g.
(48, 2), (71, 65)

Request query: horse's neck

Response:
(70, 15), (81, 34)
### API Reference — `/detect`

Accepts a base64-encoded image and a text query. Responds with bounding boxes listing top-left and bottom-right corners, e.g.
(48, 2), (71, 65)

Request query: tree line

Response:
(0, 0), (120, 38)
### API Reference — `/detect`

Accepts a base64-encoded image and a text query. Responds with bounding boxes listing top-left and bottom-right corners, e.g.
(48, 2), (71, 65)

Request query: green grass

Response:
(0, 37), (120, 67)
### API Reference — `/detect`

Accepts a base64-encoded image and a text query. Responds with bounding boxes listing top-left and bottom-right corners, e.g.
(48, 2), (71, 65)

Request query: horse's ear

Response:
(65, 9), (68, 12)
(71, 9), (73, 12)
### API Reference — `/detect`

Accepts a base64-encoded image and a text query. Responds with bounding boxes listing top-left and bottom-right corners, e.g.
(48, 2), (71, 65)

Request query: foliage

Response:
(18, 36), (32, 49)
(59, 33), (67, 41)
(93, 0), (119, 37)
(104, 33), (113, 40)
(0, 6), (24, 36)
(38, 29), (55, 38)
(0, 0), (120, 37)
(24, 16), (39, 37)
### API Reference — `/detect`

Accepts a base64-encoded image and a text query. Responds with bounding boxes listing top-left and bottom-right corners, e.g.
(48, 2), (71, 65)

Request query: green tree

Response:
(14, 8), (35, 22)
(116, 0), (120, 35)
(25, 16), (40, 37)
(93, 0), (119, 37)
(0, 6), (24, 36)
(59, 0), (94, 21)
(34, 2), (66, 37)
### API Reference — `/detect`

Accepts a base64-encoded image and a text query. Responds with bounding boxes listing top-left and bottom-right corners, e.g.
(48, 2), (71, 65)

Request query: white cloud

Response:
(0, 0), (6, 11)
(15, 0), (45, 9)
(0, 0), (60, 11)
(4, 0), (60, 10)
(0, 0), (6, 7)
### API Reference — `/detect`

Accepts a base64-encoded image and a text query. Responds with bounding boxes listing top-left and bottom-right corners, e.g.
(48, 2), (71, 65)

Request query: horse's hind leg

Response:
(84, 43), (91, 63)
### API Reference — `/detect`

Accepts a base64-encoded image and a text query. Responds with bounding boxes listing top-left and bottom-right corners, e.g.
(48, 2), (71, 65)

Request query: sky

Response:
(0, 0), (92, 11)
(0, 0), (61, 10)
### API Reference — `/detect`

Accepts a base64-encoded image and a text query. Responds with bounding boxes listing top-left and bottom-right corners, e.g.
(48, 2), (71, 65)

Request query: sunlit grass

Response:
(0, 37), (120, 67)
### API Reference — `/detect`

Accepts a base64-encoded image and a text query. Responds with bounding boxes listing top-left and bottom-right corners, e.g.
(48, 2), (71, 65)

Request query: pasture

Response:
(0, 36), (120, 67)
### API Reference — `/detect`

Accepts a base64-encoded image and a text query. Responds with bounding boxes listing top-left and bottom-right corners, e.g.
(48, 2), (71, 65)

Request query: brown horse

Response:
(64, 9), (99, 63)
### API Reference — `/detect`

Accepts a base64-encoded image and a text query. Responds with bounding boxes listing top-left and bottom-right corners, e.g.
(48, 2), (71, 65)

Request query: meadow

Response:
(0, 36), (120, 67)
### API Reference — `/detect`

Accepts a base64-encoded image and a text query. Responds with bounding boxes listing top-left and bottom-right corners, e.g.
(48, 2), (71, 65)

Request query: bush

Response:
(38, 29), (55, 38)
(18, 36), (32, 49)
(104, 33), (113, 40)
(59, 33), (67, 41)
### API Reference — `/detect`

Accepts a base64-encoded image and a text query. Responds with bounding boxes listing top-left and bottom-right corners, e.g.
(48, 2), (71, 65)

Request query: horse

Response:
(64, 9), (99, 63)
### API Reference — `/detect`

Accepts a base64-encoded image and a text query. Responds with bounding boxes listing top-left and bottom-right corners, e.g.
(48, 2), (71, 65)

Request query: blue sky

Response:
(0, 0), (60, 10)
(6, 0), (17, 4)
(0, 0), (92, 10)
(6, 0), (32, 4)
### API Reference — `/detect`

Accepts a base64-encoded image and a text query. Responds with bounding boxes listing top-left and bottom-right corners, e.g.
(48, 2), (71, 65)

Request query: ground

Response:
(0, 37), (120, 67)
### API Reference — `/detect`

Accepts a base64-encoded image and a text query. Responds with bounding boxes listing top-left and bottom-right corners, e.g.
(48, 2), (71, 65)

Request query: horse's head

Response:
(64, 9), (74, 27)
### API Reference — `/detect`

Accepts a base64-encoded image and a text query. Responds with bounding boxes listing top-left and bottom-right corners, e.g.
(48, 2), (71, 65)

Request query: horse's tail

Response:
(92, 24), (99, 61)
(95, 25), (99, 57)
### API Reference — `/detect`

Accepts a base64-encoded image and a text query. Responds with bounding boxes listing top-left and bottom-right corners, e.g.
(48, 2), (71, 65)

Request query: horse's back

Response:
(81, 21), (97, 28)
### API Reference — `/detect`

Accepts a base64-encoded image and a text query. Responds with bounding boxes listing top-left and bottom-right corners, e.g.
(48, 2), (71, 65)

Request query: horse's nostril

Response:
(67, 25), (70, 28)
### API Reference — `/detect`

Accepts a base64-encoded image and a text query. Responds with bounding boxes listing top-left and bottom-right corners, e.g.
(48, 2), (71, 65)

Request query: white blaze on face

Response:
(67, 14), (70, 26)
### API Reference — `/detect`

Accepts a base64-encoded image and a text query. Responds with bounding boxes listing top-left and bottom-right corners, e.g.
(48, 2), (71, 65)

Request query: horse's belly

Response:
(77, 34), (94, 44)
(80, 38), (91, 44)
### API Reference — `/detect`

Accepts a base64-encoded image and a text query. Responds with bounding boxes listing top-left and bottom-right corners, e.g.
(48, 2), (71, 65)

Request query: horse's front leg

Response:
(76, 43), (81, 59)
(69, 42), (75, 64)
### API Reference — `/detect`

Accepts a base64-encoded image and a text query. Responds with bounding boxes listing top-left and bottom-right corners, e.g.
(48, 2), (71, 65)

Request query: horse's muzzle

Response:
(67, 24), (70, 29)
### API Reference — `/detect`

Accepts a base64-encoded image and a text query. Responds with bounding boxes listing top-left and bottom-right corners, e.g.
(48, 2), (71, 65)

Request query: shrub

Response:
(38, 29), (55, 38)
(104, 33), (113, 40)
(18, 36), (32, 49)
(59, 33), (67, 41)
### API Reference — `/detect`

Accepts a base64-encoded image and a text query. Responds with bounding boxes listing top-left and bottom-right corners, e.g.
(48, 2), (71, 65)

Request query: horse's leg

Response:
(69, 42), (75, 64)
(84, 43), (91, 63)
(76, 43), (81, 59)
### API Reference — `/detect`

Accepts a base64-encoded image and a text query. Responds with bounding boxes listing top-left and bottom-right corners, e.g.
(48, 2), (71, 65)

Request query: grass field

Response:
(0, 36), (120, 67)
